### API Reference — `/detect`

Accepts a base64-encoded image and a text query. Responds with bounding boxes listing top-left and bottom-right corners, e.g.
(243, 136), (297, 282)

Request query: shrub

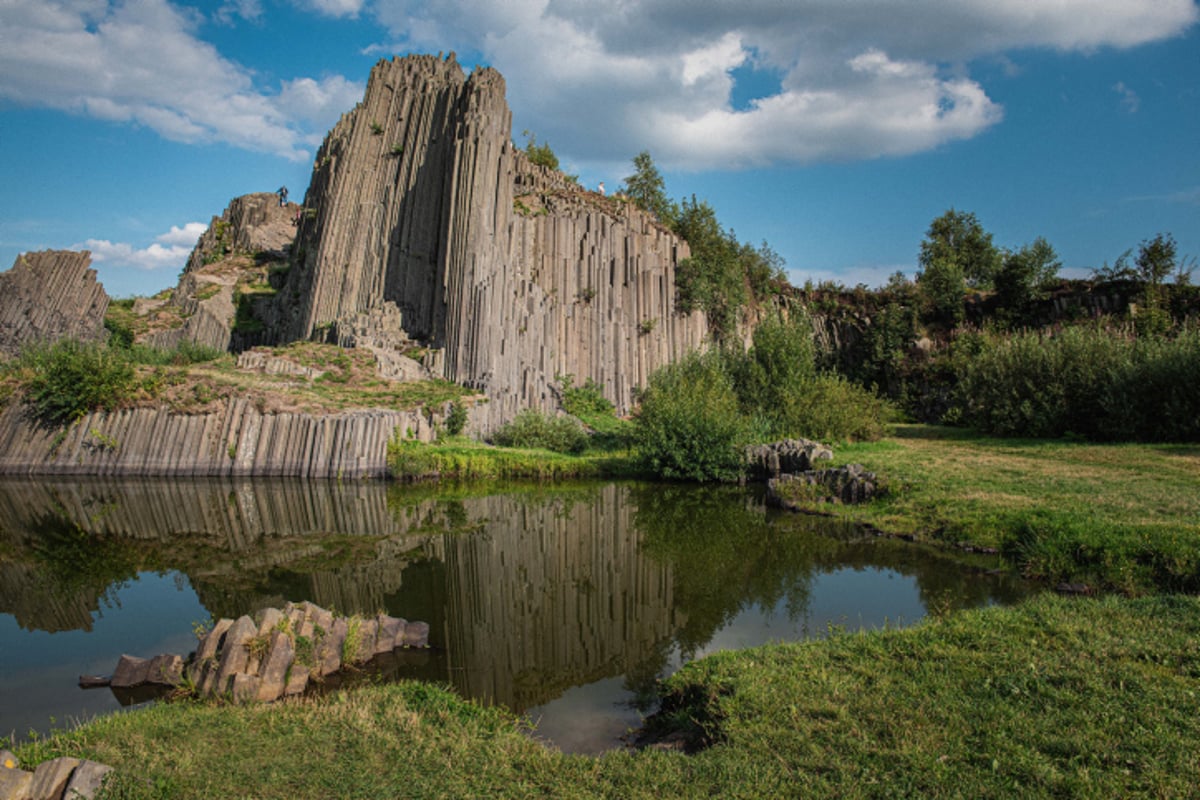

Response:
(20, 340), (137, 425)
(634, 351), (752, 482)
(445, 401), (469, 436)
(491, 409), (588, 454)
(955, 325), (1200, 442)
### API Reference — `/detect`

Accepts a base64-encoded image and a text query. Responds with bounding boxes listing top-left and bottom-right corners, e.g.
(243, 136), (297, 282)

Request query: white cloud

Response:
(1113, 81), (1140, 113)
(76, 221), (206, 272)
(214, 0), (262, 25)
(370, 0), (1198, 169)
(296, 0), (365, 18)
(0, 0), (363, 161)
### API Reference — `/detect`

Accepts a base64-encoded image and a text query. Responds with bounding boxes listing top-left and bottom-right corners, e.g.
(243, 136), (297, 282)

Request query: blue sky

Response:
(1, 0), (1197, 298)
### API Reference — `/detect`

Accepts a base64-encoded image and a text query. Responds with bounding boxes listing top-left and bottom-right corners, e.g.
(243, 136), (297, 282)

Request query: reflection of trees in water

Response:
(0, 478), (1029, 713)
(631, 483), (833, 657)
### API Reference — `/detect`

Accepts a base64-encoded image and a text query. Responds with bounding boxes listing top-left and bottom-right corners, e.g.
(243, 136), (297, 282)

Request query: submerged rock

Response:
(767, 464), (879, 508)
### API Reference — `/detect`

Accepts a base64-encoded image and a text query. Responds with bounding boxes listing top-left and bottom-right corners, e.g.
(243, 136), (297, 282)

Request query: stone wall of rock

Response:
(0, 398), (434, 478)
(273, 53), (708, 429)
(0, 250), (109, 357)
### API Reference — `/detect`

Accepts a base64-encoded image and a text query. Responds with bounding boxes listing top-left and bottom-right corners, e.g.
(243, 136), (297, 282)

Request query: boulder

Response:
(767, 464), (879, 508)
(146, 654), (184, 686)
(745, 439), (834, 481)
(109, 655), (150, 688)
(28, 758), (80, 800)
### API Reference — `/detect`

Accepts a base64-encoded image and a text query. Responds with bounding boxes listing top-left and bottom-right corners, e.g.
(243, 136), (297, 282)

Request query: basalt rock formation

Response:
(271, 53), (708, 428)
(0, 250), (109, 357)
(143, 193), (296, 353)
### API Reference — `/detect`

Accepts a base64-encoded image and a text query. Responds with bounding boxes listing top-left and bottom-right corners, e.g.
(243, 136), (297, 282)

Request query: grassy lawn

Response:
(823, 425), (1200, 593)
(13, 594), (1200, 798)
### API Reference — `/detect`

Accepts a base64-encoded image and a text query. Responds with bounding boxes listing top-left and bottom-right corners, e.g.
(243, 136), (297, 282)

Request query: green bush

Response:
(20, 340), (137, 425)
(772, 373), (890, 443)
(956, 325), (1200, 442)
(491, 409), (588, 454)
(445, 401), (469, 436)
(634, 351), (752, 482)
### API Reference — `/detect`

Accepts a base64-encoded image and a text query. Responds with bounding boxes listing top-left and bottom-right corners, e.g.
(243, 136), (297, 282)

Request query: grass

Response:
(822, 424), (1200, 593)
(13, 593), (1200, 798)
(387, 436), (640, 481)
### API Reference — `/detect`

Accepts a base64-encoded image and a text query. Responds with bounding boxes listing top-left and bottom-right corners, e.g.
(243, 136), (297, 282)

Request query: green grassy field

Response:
(824, 425), (1200, 594)
(13, 594), (1199, 798)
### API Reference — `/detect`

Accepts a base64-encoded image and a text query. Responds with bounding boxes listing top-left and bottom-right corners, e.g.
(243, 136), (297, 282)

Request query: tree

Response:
(919, 209), (1001, 290)
(621, 151), (675, 223)
(522, 130), (559, 171)
(1135, 233), (1177, 287)
(1135, 233), (1177, 336)
(994, 237), (1061, 324)
(672, 195), (745, 339)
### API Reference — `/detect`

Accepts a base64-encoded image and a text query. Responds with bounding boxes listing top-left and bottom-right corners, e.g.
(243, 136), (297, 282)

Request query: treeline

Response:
(800, 210), (1200, 442)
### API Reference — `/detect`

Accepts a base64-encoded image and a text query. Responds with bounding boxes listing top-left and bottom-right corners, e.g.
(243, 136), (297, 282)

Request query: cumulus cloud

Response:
(370, 0), (1198, 169)
(214, 0), (262, 25)
(0, 0), (363, 161)
(78, 222), (206, 272)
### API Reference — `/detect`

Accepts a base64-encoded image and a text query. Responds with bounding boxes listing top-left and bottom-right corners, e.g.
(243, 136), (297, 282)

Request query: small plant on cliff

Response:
(522, 130), (559, 170)
(369, 121), (384, 135)
(19, 340), (137, 426)
(445, 401), (469, 436)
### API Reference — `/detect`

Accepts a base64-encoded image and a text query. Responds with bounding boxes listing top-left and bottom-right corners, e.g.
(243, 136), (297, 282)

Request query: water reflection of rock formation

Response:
(421, 485), (682, 711)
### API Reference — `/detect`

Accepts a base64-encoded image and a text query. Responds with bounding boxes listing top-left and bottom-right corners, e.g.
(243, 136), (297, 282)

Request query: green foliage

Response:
(521, 130), (559, 171)
(1136, 232), (1177, 286)
(621, 150), (676, 223)
(445, 401), (469, 436)
(19, 340), (137, 426)
(673, 196), (747, 339)
(919, 208), (1001, 290)
(994, 237), (1061, 325)
(917, 254), (966, 327)
(491, 409), (588, 454)
(634, 351), (752, 482)
(955, 325), (1200, 441)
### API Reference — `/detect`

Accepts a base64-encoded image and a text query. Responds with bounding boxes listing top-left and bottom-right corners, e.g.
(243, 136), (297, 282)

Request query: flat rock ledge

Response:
(0, 751), (111, 800)
(767, 464), (880, 508)
(92, 602), (429, 705)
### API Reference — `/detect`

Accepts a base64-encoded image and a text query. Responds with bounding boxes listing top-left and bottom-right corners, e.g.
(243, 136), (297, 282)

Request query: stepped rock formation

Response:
(144, 193), (296, 352)
(0, 250), (109, 357)
(0, 397), (435, 478)
(273, 53), (708, 427)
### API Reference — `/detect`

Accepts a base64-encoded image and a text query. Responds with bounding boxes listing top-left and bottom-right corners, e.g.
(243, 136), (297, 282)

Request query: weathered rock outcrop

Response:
(0, 753), (111, 800)
(0, 397), (434, 478)
(273, 53), (708, 428)
(144, 193), (295, 353)
(745, 438), (834, 480)
(100, 602), (428, 704)
(767, 464), (880, 508)
(0, 250), (109, 357)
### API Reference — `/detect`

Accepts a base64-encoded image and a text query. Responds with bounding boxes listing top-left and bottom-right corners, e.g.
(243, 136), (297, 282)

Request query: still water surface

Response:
(0, 478), (1027, 753)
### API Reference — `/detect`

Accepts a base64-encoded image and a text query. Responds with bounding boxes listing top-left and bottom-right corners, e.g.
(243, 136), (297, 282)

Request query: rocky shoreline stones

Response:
(767, 464), (880, 508)
(0, 751), (111, 800)
(85, 602), (429, 705)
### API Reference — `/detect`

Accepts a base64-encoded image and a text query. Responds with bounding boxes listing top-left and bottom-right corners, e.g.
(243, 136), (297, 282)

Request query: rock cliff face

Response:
(144, 193), (295, 353)
(0, 251), (109, 357)
(273, 53), (708, 427)
(0, 398), (434, 478)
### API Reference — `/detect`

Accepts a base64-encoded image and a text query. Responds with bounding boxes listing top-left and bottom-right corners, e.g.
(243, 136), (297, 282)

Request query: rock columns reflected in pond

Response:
(95, 602), (429, 705)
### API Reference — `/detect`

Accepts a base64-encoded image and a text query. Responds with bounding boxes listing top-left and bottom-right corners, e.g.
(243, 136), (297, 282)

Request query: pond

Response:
(0, 478), (1029, 754)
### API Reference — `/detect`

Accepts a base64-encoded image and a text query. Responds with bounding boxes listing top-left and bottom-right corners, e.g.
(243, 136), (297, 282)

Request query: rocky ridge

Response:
(0, 250), (109, 358)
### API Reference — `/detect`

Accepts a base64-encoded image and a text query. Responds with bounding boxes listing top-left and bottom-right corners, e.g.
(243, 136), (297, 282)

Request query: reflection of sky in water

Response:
(0, 572), (205, 739)
(527, 566), (928, 754)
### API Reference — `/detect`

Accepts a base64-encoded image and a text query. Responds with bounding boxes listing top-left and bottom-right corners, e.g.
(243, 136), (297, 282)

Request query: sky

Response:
(1, 0), (1197, 298)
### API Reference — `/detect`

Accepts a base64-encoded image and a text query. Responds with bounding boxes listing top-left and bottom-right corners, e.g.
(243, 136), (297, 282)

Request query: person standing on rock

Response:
(278, 186), (289, 206)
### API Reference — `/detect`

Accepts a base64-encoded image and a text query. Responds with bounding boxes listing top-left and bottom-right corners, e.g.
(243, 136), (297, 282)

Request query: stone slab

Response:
(256, 632), (294, 703)
(110, 655), (150, 688)
(63, 760), (114, 800)
(146, 654), (184, 686)
(29, 757), (80, 800)
(0, 768), (32, 800)
(401, 621), (429, 648)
